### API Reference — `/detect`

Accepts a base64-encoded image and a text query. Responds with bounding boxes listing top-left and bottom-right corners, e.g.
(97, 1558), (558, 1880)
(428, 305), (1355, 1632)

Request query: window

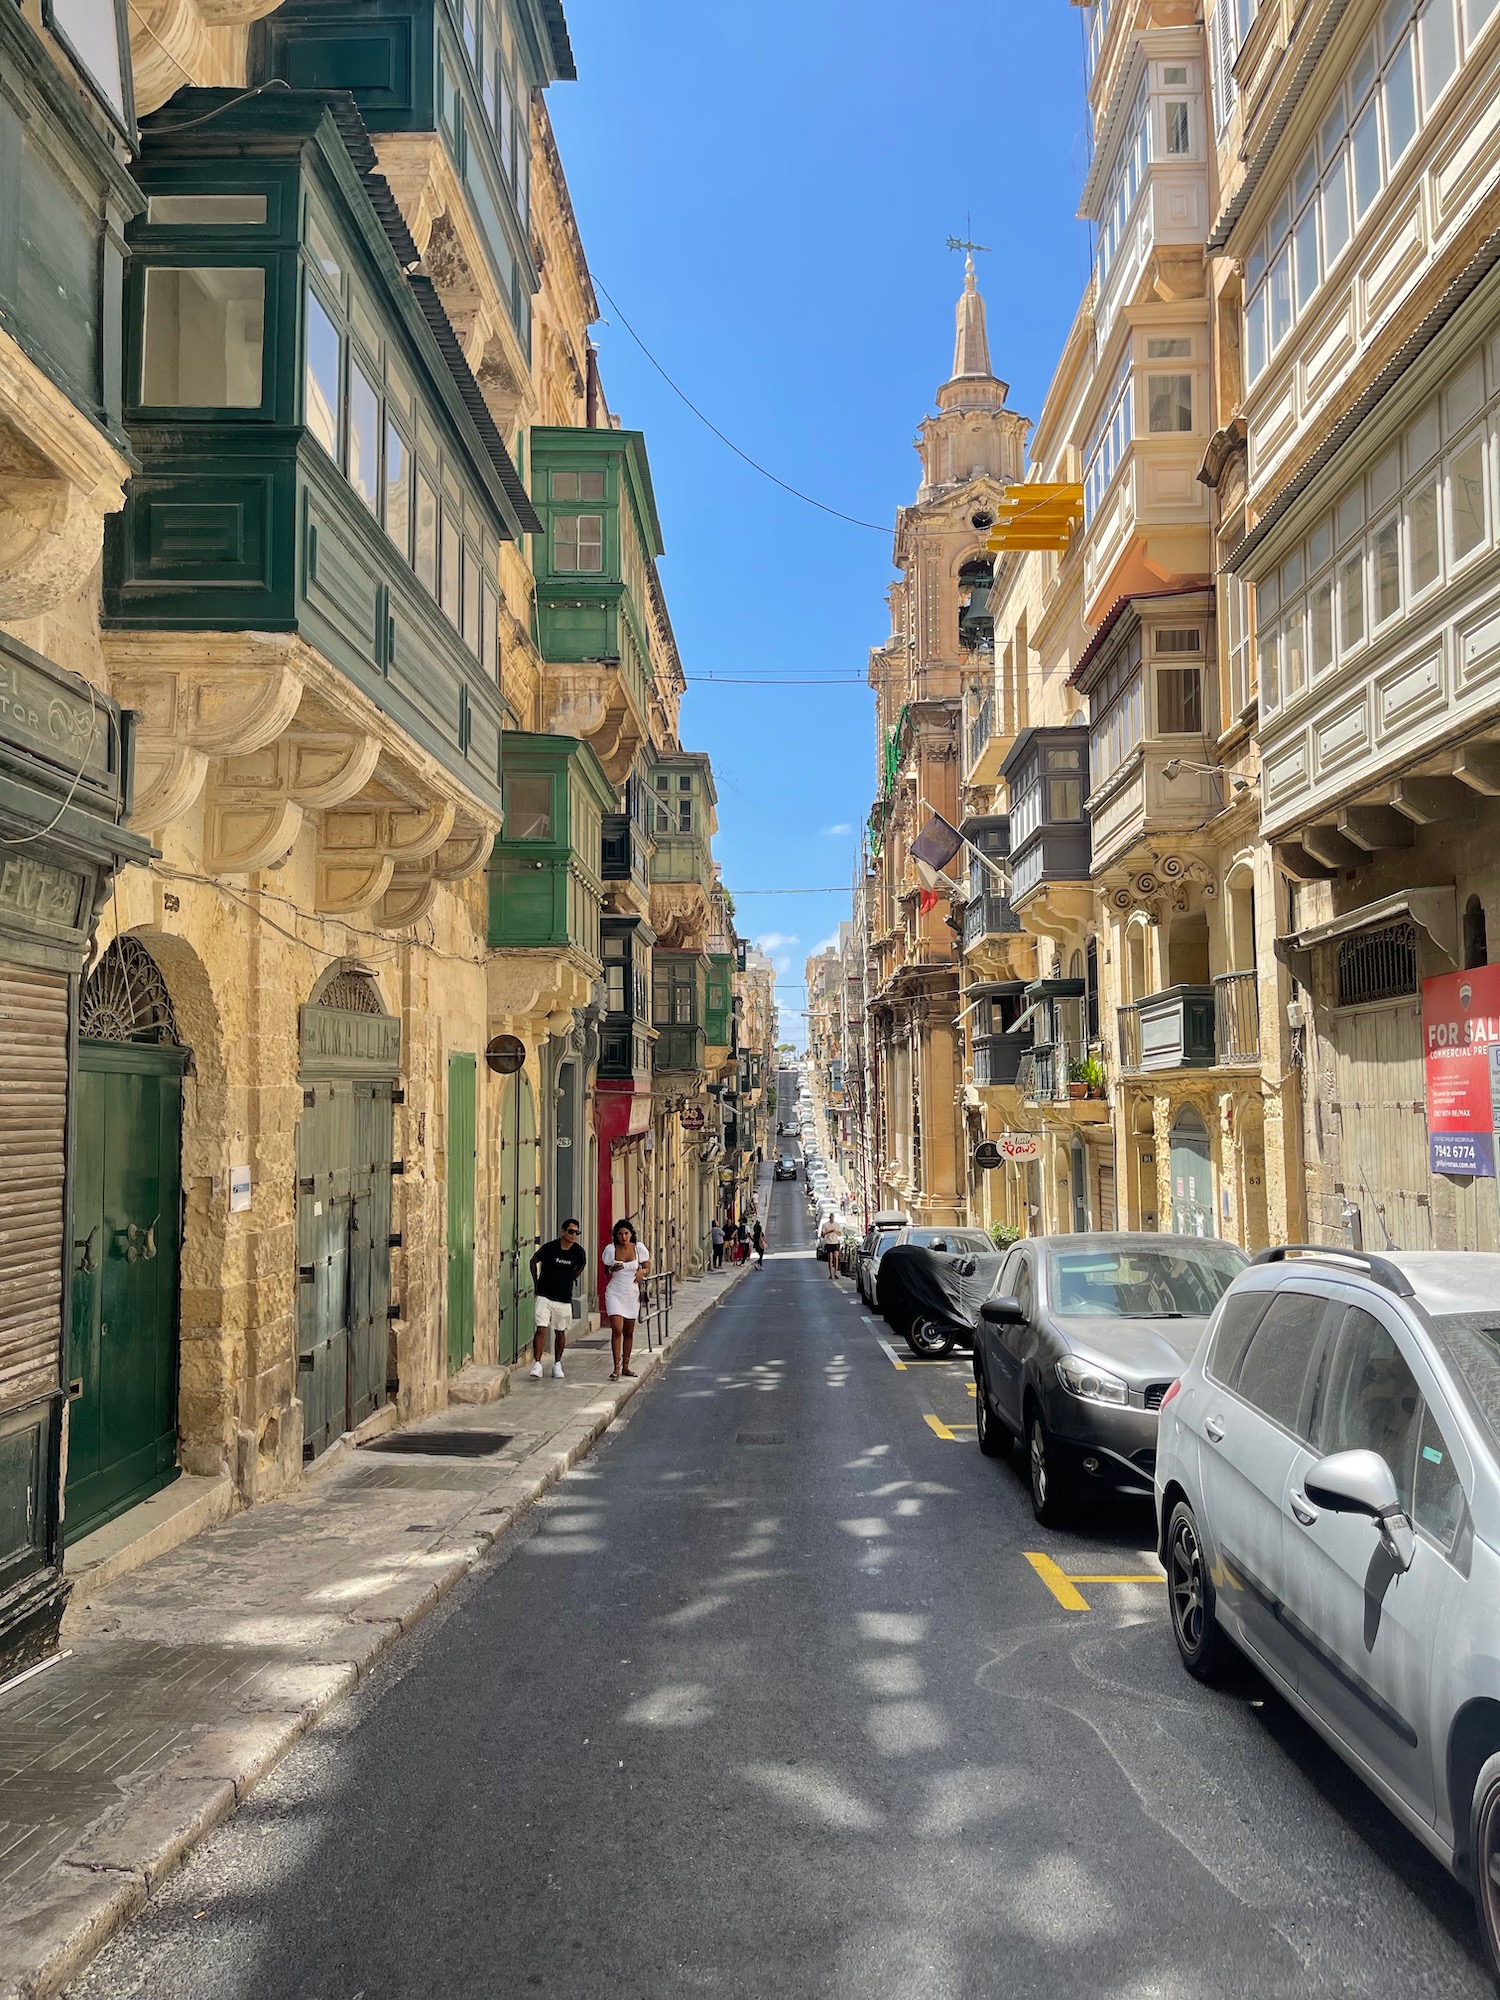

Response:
(504, 772), (553, 840)
(347, 359), (380, 510)
(1413, 1400), (1465, 1547)
(415, 474), (438, 594)
(148, 193), (266, 224)
(1374, 517), (1402, 621)
(554, 513), (604, 572)
(46, 0), (129, 122)
(1207, 1291), (1272, 1385)
(552, 470), (605, 501)
(1409, 479), (1440, 590)
(463, 543), (481, 658)
(1156, 666), (1203, 734)
(1311, 580), (1334, 675)
(384, 423), (411, 554)
(1049, 776), (1083, 820)
(1147, 337), (1191, 359)
(1313, 1306), (1421, 1509)
(1452, 434), (1487, 559)
(1166, 101), (1190, 153)
(604, 936), (627, 1014)
(1148, 374), (1193, 433)
(302, 284), (340, 450)
(141, 267), (265, 408)
(1336, 919), (1418, 1005)
(1421, 0), (1460, 104)
(1234, 1290), (1328, 1434)
(440, 505), (461, 619)
(1085, 353), (1132, 522)
(1340, 549), (1366, 648)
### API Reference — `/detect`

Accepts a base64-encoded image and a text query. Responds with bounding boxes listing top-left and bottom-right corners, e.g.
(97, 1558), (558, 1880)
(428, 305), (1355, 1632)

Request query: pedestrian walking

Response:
(528, 1219), (586, 1378)
(819, 1213), (843, 1279)
(736, 1219), (750, 1264)
(711, 1220), (725, 1269)
(752, 1219), (765, 1267)
(601, 1219), (650, 1380)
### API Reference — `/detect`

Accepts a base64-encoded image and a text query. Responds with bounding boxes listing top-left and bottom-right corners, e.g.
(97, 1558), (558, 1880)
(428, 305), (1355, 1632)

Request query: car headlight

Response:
(1055, 1355), (1129, 1405)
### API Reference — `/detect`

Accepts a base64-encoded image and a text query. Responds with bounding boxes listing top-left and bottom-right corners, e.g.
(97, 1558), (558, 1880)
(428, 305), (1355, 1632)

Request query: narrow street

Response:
(73, 1171), (1489, 2000)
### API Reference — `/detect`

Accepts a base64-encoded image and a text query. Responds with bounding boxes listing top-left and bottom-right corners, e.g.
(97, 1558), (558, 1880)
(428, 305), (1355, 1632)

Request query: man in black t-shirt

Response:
(529, 1219), (587, 1379)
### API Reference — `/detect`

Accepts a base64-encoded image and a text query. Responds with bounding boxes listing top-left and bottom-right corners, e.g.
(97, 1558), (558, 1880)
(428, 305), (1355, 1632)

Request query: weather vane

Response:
(946, 214), (991, 257)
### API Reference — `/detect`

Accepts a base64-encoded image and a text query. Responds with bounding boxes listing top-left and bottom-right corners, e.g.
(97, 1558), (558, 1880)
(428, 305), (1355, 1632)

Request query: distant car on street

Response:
(1155, 1245), (1500, 1977)
(974, 1233), (1246, 1524)
(856, 1211), (910, 1306)
(773, 1154), (798, 1180)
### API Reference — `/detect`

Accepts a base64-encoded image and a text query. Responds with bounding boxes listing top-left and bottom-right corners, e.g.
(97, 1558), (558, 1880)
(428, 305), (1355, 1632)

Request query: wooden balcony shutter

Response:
(0, 963), (69, 1413)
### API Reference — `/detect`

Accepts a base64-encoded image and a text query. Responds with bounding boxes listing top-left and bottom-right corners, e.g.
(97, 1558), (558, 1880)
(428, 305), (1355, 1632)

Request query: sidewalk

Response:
(0, 1259), (750, 2000)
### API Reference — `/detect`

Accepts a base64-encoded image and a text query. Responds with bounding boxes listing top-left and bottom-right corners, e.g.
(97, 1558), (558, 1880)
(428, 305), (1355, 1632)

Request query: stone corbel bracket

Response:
(486, 948), (597, 1043)
(129, 0), (286, 115)
(0, 329), (131, 619)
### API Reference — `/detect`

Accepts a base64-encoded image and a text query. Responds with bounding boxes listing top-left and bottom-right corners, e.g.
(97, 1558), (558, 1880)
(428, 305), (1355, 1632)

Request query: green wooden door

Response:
(66, 1042), (185, 1540)
(297, 1078), (393, 1458)
(446, 1053), (476, 1373)
(496, 1070), (540, 1365)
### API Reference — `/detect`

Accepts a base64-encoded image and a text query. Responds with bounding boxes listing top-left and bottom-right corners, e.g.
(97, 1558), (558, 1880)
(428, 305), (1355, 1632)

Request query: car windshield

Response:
(1424, 1312), (1500, 1454)
(1045, 1244), (1244, 1317)
(872, 1230), (900, 1256)
(908, 1229), (993, 1254)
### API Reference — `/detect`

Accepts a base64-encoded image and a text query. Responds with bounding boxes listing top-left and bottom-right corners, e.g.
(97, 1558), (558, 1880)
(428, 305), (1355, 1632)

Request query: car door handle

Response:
(1290, 1491), (1319, 1527)
(1204, 1416), (1226, 1443)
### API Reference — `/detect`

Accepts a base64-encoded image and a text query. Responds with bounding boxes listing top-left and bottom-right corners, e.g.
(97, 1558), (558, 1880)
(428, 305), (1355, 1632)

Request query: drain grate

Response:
(735, 1431), (786, 1446)
(359, 1430), (512, 1458)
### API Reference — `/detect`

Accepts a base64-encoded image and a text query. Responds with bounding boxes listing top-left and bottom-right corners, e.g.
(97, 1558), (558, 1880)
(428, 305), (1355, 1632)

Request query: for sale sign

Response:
(1423, 966), (1500, 1175)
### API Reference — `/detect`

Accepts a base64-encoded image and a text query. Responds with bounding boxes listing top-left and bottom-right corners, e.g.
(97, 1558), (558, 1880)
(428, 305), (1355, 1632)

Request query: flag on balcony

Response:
(910, 812), (963, 895)
(917, 888), (940, 915)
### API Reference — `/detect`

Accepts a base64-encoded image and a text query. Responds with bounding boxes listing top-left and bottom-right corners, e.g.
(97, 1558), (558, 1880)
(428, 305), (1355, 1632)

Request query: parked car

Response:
(974, 1233), (1247, 1524)
(879, 1241), (1006, 1357)
(1155, 1245), (1500, 1976)
(856, 1210), (910, 1306)
(773, 1154), (798, 1181)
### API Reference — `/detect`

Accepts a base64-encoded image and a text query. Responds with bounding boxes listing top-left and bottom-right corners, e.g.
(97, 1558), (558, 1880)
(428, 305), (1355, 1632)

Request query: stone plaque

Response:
(299, 1003), (401, 1071)
(0, 650), (108, 786)
(0, 855), (87, 932)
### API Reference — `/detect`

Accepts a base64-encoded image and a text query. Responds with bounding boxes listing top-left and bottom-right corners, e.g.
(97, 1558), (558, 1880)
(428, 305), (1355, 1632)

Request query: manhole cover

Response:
(359, 1430), (512, 1458)
(735, 1431), (786, 1445)
(569, 1337), (609, 1350)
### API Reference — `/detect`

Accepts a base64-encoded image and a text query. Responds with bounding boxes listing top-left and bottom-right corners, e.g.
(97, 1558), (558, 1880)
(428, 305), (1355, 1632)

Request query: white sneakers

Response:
(552, 1361), (565, 1379)
(528, 1358), (566, 1380)
(529, 1360), (544, 1379)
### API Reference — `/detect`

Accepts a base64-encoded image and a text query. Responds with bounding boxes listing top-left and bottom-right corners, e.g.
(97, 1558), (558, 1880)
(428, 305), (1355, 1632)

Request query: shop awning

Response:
(1282, 887), (1458, 966)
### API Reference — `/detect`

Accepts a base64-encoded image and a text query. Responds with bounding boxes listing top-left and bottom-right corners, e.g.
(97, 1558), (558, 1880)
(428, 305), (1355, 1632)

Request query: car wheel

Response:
(905, 1316), (955, 1359)
(975, 1369), (1007, 1459)
(1166, 1500), (1228, 1682)
(1027, 1409), (1072, 1525)
(1470, 1753), (1500, 1980)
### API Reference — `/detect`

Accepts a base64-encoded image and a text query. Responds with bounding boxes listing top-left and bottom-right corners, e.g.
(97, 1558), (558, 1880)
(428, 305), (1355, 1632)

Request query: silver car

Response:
(1156, 1246), (1500, 1977)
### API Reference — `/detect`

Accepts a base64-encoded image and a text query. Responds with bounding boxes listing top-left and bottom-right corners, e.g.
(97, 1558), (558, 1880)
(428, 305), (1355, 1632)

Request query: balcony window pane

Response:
(1157, 666), (1203, 733)
(415, 473), (438, 593)
(1312, 581), (1334, 674)
(1309, 517), (1333, 571)
(483, 580), (499, 679)
(606, 962), (626, 1012)
(1385, 35), (1418, 163)
(347, 359), (380, 509)
(1245, 288), (1267, 383)
(463, 543), (481, 656)
(1352, 96), (1382, 216)
(1148, 374), (1193, 432)
(1340, 551), (1366, 647)
(579, 471), (605, 500)
(1468, 0), (1500, 33)
(554, 512), (604, 572)
(148, 194), (267, 224)
(1337, 484), (1365, 544)
(49, 0), (127, 118)
(1259, 628), (1280, 710)
(505, 772), (552, 840)
(142, 266), (264, 408)
(1294, 201), (1320, 308)
(1452, 436), (1487, 558)
(440, 505), (461, 618)
(1049, 776), (1082, 820)
(1269, 245), (1292, 351)
(552, 471), (579, 500)
(306, 212), (342, 289)
(1166, 101), (1190, 153)
(300, 283), (340, 449)
(1421, 0), (1458, 104)
(1410, 481), (1440, 591)
(384, 423), (410, 554)
(1283, 608), (1306, 698)
(1323, 152), (1352, 264)
(1374, 519), (1401, 621)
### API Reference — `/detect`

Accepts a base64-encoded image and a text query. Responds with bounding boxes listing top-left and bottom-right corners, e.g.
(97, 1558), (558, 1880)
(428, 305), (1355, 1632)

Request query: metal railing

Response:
(1017, 1044), (1059, 1103)
(961, 892), (1020, 952)
(1116, 1003), (1142, 1075)
(1214, 970), (1260, 1063)
(966, 693), (993, 773)
(638, 1268), (675, 1352)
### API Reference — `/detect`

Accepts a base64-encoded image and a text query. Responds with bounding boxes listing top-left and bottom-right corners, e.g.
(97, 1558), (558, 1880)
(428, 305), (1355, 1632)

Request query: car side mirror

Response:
(1304, 1448), (1415, 1573)
(980, 1295), (1024, 1326)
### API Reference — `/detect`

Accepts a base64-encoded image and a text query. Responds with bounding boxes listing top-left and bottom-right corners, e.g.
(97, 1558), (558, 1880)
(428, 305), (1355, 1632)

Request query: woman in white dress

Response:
(601, 1219), (650, 1381)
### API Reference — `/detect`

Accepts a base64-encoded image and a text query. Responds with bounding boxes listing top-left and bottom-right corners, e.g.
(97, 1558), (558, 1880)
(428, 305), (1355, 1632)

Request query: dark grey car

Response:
(974, 1233), (1247, 1524)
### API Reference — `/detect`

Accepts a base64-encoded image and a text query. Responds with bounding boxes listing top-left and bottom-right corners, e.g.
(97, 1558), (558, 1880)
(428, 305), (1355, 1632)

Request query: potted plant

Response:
(1079, 1055), (1107, 1100)
(1067, 1057), (1089, 1101)
(989, 1222), (1021, 1250)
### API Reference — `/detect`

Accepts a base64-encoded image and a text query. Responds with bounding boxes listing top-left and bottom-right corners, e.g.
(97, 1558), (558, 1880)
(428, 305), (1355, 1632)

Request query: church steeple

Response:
(952, 254), (992, 380)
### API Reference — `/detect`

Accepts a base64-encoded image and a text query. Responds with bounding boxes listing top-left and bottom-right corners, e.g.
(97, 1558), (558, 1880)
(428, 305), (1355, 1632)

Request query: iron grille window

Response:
(1336, 920), (1418, 1007)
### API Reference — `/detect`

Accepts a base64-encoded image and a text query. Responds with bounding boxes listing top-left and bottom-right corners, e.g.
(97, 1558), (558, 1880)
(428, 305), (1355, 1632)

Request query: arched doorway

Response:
(1170, 1105), (1214, 1237)
(67, 937), (187, 1538)
(496, 1068), (540, 1365)
(297, 968), (399, 1459)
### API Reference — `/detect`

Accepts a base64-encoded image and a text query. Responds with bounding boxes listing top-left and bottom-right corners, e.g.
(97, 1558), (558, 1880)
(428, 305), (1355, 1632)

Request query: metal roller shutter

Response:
(0, 962), (69, 1411)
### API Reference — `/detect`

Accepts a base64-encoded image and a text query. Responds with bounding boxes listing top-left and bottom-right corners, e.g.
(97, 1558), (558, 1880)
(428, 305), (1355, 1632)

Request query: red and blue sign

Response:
(1423, 967), (1500, 1176)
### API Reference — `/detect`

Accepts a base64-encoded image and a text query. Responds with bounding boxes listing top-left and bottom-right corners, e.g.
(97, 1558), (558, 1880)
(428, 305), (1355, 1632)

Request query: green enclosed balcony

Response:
(705, 954), (734, 1058)
(104, 92), (539, 857)
(652, 951), (707, 1078)
(646, 754), (717, 951)
(487, 733), (612, 956)
(598, 913), (653, 1085)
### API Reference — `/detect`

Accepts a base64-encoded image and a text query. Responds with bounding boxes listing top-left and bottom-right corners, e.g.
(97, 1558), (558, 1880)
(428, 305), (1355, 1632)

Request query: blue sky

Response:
(548, 2), (1093, 1043)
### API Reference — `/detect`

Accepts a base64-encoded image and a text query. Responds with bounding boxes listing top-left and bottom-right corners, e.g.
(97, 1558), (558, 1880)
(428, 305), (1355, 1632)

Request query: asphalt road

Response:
(73, 1165), (1493, 1999)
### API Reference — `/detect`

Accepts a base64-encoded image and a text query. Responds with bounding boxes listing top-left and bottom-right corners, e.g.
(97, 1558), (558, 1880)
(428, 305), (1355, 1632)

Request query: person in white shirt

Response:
(601, 1218), (651, 1381)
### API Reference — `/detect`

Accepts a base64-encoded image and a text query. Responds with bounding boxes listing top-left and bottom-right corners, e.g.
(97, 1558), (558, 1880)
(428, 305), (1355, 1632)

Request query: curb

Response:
(0, 1262), (750, 2000)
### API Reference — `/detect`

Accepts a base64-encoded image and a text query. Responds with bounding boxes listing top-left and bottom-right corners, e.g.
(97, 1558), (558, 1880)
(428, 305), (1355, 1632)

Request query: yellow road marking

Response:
(966, 1383), (977, 1398)
(1024, 1551), (1163, 1611)
(923, 1413), (957, 1441)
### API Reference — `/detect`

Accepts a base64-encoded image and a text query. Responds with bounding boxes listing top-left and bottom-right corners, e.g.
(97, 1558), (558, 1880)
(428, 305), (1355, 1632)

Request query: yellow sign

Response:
(986, 483), (1084, 553)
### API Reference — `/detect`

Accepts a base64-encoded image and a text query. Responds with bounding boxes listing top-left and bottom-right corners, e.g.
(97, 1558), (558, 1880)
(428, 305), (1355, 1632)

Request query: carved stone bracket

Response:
(0, 330), (130, 618)
(487, 948), (597, 1043)
(650, 882), (711, 952)
(129, 0), (286, 114)
(540, 663), (644, 785)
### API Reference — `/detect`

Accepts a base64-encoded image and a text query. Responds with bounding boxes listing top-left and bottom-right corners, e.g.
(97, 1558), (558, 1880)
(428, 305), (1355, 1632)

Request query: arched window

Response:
(957, 557), (994, 655)
(1465, 894), (1488, 971)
